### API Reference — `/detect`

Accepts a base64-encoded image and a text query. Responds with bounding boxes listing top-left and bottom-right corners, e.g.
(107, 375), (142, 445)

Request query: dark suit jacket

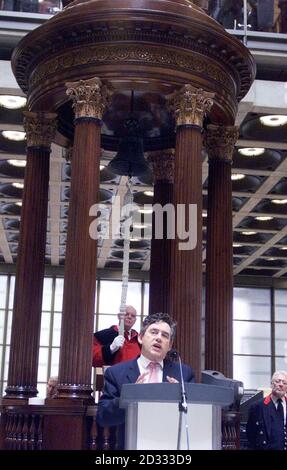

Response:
(246, 395), (282, 450)
(97, 358), (195, 431)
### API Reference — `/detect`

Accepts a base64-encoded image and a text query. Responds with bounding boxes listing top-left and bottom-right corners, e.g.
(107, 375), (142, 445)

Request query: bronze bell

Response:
(108, 116), (150, 177)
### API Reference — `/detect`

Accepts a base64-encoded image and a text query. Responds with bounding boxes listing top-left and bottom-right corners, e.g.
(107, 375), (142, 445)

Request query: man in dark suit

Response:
(97, 312), (195, 448)
(247, 370), (287, 450)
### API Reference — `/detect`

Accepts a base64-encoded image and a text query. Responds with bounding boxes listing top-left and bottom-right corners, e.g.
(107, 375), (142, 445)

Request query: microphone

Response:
(170, 349), (189, 450)
(170, 349), (188, 414)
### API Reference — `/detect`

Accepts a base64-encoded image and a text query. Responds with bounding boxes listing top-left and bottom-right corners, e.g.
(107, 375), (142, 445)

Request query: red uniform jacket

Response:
(92, 325), (141, 367)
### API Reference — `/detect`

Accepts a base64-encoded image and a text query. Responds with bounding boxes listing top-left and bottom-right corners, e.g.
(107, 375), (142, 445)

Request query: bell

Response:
(108, 117), (150, 177)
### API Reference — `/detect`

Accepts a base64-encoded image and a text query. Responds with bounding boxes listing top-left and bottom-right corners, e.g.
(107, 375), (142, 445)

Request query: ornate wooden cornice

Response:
(204, 124), (239, 162)
(30, 44), (233, 94)
(11, 0), (255, 125)
(14, 25), (253, 100)
(23, 111), (57, 148)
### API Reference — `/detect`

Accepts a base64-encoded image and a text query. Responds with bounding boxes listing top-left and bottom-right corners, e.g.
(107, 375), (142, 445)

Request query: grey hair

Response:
(271, 370), (287, 382)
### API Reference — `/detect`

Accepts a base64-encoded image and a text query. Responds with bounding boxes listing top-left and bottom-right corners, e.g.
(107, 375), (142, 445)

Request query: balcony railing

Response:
(0, 0), (61, 15)
(208, 0), (287, 39)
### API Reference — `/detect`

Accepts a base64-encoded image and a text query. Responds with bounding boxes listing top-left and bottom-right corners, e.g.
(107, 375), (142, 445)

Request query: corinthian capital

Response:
(169, 84), (214, 127)
(66, 77), (112, 120)
(147, 149), (175, 183)
(204, 125), (239, 163)
(23, 111), (57, 148)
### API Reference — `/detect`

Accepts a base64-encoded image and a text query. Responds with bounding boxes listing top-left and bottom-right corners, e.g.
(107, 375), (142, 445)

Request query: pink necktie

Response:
(148, 362), (160, 383)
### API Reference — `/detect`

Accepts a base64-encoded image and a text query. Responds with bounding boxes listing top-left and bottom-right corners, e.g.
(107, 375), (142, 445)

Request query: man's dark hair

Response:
(140, 313), (177, 341)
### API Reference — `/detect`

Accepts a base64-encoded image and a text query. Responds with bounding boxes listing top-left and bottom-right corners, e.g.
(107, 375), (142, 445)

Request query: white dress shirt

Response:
(137, 354), (164, 383)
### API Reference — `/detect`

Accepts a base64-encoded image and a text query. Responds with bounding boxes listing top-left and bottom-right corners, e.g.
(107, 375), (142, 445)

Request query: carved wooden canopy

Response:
(11, 0), (256, 147)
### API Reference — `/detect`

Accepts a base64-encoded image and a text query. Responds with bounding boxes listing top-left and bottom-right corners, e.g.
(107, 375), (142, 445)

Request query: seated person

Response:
(46, 376), (58, 398)
(97, 312), (195, 449)
(92, 305), (141, 367)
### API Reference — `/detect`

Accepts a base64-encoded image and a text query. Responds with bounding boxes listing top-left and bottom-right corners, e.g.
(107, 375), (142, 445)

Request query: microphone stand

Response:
(176, 354), (190, 450)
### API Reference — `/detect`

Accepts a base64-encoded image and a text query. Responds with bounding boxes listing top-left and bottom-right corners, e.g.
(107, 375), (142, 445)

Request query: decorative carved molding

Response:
(66, 77), (111, 120)
(169, 84), (214, 127)
(23, 111), (57, 148)
(30, 45), (233, 95)
(147, 149), (175, 182)
(204, 124), (239, 162)
(15, 23), (253, 100)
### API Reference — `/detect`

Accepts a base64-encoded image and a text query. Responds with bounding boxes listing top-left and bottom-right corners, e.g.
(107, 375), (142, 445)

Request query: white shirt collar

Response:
(138, 353), (163, 370)
(271, 395), (286, 406)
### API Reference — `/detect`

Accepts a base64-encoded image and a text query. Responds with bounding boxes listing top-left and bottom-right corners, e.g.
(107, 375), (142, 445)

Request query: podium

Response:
(120, 383), (233, 450)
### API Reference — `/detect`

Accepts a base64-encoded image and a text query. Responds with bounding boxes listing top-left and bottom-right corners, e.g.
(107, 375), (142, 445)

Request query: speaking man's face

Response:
(138, 321), (172, 362)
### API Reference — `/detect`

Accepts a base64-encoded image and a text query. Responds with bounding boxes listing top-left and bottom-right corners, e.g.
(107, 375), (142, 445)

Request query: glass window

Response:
(52, 313), (62, 347)
(42, 278), (53, 311)
(6, 311), (13, 345)
(37, 347), (49, 382)
(50, 348), (60, 377)
(99, 280), (141, 314)
(99, 280), (122, 313)
(0, 310), (5, 344)
(275, 290), (287, 322)
(0, 276), (7, 309)
(8, 276), (15, 309)
(40, 312), (51, 346)
(275, 323), (287, 356)
(3, 346), (10, 380)
(233, 355), (271, 389)
(275, 357), (287, 371)
(54, 278), (64, 312)
(143, 283), (149, 316)
(234, 320), (271, 355)
(97, 314), (119, 331)
(234, 288), (270, 321)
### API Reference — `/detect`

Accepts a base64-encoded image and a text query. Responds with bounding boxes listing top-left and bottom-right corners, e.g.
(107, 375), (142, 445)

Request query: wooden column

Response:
(169, 85), (213, 379)
(204, 125), (239, 377)
(5, 112), (57, 400)
(147, 149), (174, 314)
(57, 77), (110, 401)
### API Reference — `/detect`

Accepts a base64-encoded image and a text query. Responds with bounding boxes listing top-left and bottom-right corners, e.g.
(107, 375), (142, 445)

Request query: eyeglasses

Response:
(272, 379), (287, 385)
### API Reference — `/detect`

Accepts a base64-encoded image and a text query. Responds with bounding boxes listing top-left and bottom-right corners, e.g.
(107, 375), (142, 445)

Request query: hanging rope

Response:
(118, 176), (133, 335)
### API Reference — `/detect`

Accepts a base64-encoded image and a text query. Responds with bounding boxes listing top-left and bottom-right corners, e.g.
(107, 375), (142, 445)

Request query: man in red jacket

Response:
(92, 305), (141, 367)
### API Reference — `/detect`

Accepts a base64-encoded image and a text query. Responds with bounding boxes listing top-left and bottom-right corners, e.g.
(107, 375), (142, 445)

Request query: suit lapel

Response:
(126, 359), (140, 383)
(163, 361), (175, 382)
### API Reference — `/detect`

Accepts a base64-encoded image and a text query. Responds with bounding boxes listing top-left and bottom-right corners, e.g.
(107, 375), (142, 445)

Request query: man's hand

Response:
(110, 335), (125, 353)
(166, 376), (179, 383)
(136, 372), (149, 384)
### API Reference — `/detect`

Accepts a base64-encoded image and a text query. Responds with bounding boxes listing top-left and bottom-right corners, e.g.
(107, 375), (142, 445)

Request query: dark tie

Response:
(277, 399), (284, 425)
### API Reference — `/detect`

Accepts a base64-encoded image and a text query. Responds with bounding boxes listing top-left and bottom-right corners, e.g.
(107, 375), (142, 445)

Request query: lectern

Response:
(120, 383), (233, 450)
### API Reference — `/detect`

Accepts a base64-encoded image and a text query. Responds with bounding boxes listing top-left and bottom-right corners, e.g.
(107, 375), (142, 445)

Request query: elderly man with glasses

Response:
(247, 370), (287, 450)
